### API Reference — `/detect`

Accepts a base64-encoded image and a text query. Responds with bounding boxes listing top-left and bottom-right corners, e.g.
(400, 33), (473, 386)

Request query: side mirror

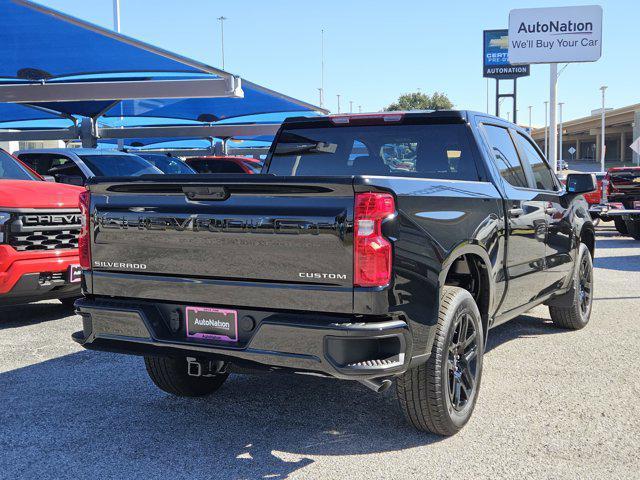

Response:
(566, 173), (596, 195)
(42, 175), (56, 182)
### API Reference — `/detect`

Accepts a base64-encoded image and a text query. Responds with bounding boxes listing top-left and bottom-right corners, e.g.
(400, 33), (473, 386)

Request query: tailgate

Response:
(88, 176), (355, 310)
(609, 169), (640, 195)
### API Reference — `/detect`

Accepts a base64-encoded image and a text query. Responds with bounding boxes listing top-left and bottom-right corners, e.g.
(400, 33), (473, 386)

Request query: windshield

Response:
(0, 150), (37, 181)
(138, 155), (195, 174)
(267, 124), (479, 180)
(79, 154), (163, 177)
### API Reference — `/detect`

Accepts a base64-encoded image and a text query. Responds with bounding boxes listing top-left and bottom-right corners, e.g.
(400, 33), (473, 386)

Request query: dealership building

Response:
(530, 103), (640, 165)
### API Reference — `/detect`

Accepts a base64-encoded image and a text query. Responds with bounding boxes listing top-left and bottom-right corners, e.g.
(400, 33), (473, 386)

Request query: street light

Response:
(528, 105), (533, 130)
(600, 85), (607, 172)
(319, 29), (325, 108)
(217, 16), (227, 70)
(358, 105), (362, 113)
(336, 94), (341, 114)
(349, 100), (353, 114)
(113, 0), (123, 150)
(559, 102), (564, 168)
(544, 101), (549, 158)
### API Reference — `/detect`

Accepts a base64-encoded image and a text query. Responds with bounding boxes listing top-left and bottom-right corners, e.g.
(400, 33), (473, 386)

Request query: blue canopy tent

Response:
(0, 0), (326, 146)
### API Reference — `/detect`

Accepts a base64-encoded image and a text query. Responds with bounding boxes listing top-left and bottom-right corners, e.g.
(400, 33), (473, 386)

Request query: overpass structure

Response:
(531, 103), (640, 166)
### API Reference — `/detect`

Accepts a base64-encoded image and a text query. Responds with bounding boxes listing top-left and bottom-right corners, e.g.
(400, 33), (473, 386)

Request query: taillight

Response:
(354, 192), (395, 287)
(78, 190), (91, 269)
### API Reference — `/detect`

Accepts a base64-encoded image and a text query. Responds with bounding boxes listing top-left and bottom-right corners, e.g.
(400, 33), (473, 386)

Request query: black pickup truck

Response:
(73, 111), (597, 435)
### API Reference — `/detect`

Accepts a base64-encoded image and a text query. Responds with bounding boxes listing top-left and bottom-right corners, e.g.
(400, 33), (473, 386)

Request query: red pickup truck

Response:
(0, 149), (83, 306)
(601, 166), (640, 238)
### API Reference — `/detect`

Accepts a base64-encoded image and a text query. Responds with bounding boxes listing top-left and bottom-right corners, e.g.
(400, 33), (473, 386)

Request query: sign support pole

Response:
(549, 63), (558, 173)
(513, 78), (517, 124)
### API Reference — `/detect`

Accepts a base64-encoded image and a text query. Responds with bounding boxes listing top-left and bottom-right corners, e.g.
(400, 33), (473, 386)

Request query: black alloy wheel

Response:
(447, 312), (479, 412)
(578, 253), (593, 318)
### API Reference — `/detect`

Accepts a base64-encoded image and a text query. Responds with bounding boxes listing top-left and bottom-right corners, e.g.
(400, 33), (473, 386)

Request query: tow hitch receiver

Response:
(186, 357), (226, 377)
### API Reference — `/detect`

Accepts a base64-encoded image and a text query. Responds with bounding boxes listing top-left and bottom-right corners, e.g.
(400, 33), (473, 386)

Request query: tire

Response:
(614, 217), (628, 235)
(396, 286), (484, 436)
(144, 356), (228, 397)
(59, 297), (79, 309)
(625, 220), (640, 240)
(548, 243), (593, 330)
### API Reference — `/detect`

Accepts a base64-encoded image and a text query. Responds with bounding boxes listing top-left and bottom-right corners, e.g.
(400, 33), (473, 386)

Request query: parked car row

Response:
(14, 149), (264, 186)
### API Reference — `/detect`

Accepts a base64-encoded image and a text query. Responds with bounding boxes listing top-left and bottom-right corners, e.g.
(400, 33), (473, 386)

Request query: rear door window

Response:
(515, 133), (557, 191)
(267, 124), (480, 181)
(481, 124), (529, 188)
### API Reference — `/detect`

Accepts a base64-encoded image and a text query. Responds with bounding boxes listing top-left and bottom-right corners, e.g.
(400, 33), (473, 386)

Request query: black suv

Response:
(73, 111), (596, 435)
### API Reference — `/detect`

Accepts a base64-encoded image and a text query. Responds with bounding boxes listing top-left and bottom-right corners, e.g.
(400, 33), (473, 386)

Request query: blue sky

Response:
(36, 0), (638, 127)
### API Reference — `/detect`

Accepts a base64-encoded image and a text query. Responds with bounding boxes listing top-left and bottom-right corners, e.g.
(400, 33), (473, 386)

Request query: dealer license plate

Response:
(67, 265), (82, 283)
(185, 307), (238, 343)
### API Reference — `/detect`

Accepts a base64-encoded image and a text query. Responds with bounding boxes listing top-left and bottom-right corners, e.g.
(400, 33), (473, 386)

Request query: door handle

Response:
(508, 207), (524, 218)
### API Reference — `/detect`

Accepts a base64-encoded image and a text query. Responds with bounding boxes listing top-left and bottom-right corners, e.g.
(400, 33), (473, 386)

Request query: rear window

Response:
(79, 154), (162, 177)
(267, 124), (479, 180)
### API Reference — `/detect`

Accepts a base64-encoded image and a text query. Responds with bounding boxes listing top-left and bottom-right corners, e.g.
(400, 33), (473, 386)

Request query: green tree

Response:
(384, 91), (453, 112)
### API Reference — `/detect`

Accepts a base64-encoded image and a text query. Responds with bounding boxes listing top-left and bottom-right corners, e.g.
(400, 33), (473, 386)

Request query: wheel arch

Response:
(579, 223), (596, 258)
(438, 243), (495, 340)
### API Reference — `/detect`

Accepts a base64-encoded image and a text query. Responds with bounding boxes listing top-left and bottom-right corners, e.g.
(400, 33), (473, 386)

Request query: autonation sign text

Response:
(508, 5), (602, 64)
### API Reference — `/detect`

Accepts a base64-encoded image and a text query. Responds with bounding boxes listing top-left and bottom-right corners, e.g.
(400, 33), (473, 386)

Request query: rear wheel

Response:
(624, 220), (640, 240)
(144, 356), (228, 397)
(396, 286), (484, 436)
(549, 244), (593, 330)
(614, 217), (628, 235)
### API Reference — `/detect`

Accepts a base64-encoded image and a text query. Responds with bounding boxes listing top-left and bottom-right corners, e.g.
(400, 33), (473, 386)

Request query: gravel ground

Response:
(1, 225), (638, 480)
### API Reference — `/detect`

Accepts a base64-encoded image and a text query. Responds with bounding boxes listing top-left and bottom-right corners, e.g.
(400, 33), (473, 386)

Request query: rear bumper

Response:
(73, 297), (413, 380)
(0, 246), (80, 304)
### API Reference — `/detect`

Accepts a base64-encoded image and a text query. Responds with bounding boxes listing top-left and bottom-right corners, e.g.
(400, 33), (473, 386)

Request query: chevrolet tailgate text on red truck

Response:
(0, 149), (83, 306)
(73, 111), (596, 435)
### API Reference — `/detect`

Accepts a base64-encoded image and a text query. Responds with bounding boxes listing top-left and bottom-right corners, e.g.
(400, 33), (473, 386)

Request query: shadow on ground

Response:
(594, 255), (640, 272)
(0, 302), (74, 331)
(594, 238), (640, 249)
(0, 309), (568, 480)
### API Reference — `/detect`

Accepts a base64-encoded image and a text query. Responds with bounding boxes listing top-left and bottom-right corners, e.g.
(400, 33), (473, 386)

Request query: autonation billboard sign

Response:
(508, 5), (603, 64)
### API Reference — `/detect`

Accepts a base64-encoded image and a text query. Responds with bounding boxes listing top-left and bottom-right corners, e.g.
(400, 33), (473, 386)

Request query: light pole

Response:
(319, 29), (325, 108)
(217, 16), (227, 70)
(600, 85), (607, 172)
(549, 63), (558, 172)
(506, 111), (511, 122)
(358, 105), (362, 113)
(336, 94), (341, 114)
(349, 101), (353, 114)
(558, 102), (564, 168)
(544, 101), (549, 159)
(528, 105), (532, 130)
(113, 0), (120, 31)
(113, 0), (124, 150)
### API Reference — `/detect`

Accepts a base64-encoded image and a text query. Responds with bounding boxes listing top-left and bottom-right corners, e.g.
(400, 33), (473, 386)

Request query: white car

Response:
(15, 148), (162, 185)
